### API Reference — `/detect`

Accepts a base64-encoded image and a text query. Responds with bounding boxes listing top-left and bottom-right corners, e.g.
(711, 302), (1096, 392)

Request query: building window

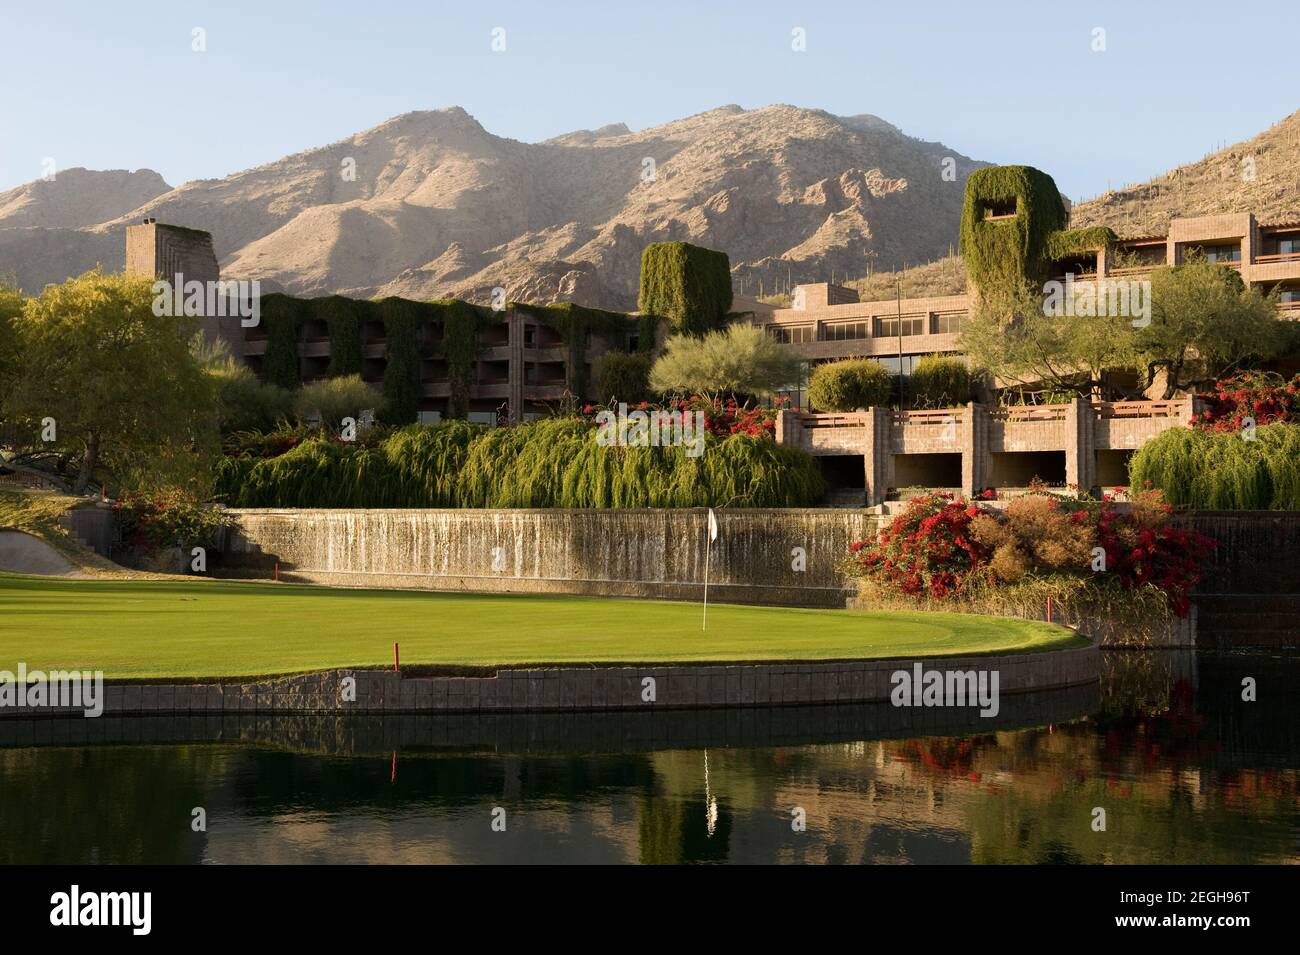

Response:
(823, 321), (869, 342)
(523, 325), (537, 348)
(931, 312), (965, 335)
(769, 324), (815, 344)
(874, 314), (924, 338)
(981, 198), (1017, 220)
(875, 355), (920, 375)
(1190, 243), (1242, 264)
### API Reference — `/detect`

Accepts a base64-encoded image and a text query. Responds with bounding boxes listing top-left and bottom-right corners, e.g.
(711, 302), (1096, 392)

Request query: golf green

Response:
(0, 573), (1085, 679)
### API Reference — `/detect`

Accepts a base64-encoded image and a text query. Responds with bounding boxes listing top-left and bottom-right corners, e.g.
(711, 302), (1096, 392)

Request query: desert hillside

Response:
(0, 105), (985, 307)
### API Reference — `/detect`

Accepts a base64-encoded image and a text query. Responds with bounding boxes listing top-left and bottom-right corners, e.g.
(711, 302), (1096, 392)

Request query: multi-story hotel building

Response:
(125, 189), (1300, 425)
(753, 211), (1300, 406)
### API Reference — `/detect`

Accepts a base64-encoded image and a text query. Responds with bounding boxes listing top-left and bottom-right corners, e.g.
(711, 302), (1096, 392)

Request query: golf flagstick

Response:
(703, 508), (718, 631)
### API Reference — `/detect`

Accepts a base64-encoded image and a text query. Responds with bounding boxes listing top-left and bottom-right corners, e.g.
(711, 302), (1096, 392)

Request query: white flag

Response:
(707, 508), (718, 541)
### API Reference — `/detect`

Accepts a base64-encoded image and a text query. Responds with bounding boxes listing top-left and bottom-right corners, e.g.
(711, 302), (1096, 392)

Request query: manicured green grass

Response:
(0, 574), (1086, 680)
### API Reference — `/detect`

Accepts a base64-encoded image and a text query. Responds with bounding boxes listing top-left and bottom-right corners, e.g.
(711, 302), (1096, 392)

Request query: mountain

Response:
(1071, 110), (1300, 234)
(0, 105), (986, 307)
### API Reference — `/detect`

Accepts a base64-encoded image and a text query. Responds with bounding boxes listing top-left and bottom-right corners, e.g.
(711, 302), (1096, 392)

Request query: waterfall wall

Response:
(221, 508), (882, 607)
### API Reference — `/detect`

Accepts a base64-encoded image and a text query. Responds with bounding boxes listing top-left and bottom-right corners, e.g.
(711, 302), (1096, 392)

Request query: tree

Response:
(807, 359), (893, 411)
(0, 281), (24, 401)
(9, 270), (218, 493)
(648, 323), (799, 400)
(193, 335), (293, 434)
(959, 285), (1140, 400)
(294, 374), (384, 429)
(592, 351), (652, 404)
(1138, 261), (1280, 398)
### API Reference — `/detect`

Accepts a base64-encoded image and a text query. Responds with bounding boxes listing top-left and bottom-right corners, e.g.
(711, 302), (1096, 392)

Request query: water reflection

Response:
(0, 651), (1294, 864)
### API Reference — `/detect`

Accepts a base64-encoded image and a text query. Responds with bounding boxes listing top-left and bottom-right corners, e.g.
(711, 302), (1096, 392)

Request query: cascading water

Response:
(221, 508), (882, 606)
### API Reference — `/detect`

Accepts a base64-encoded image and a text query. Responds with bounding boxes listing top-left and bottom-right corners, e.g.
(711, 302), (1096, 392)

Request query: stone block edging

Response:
(1, 643), (1100, 719)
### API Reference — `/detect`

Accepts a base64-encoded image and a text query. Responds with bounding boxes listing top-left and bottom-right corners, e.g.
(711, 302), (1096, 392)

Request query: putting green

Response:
(0, 574), (1086, 680)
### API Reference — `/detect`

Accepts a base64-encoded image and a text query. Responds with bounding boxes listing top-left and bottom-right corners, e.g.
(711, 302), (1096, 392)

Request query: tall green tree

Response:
(1138, 261), (1280, 398)
(9, 270), (218, 493)
(0, 281), (25, 400)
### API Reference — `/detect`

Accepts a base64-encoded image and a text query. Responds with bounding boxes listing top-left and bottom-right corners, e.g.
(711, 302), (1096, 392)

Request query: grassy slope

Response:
(0, 575), (1085, 680)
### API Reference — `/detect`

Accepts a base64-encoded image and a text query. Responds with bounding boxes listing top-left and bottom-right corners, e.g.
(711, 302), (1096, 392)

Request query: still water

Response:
(0, 651), (1295, 864)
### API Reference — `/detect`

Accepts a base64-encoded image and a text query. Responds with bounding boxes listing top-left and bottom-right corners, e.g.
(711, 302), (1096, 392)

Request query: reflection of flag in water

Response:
(703, 509), (718, 630)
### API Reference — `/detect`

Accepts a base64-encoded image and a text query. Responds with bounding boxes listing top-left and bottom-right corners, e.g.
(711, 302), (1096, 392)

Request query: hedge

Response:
(908, 355), (971, 408)
(592, 351), (652, 404)
(1128, 423), (1300, 510)
(807, 359), (892, 412)
(638, 241), (733, 337)
(214, 418), (824, 508)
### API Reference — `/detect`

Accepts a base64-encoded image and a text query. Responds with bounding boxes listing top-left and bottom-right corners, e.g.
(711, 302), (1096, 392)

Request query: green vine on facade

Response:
(638, 241), (733, 336)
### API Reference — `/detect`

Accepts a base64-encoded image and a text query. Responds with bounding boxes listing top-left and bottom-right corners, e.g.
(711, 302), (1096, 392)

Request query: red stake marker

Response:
(394, 641), (400, 673)
(1046, 595), (1053, 622)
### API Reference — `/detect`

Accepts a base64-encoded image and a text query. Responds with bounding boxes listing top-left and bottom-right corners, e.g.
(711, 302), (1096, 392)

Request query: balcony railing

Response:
(1255, 251), (1300, 263)
(797, 412), (871, 429)
(889, 409), (962, 427)
(990, 405), (1068, 423)
(1094, 400), (1185, 420)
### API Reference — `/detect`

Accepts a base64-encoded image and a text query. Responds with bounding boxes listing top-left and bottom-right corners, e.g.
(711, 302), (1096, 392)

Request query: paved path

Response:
(0, 530), (89, 577)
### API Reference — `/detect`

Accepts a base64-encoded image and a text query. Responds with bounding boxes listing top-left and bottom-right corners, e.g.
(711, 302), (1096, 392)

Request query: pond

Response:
(0, 651), (1294, 864)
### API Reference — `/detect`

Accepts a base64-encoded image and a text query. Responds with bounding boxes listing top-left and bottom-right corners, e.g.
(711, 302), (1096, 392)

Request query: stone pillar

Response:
(864, 407), (890, 505)
(774, 409), (801, 449)
(1066, 397), (1095, 493)
(961, 401), (985, 498)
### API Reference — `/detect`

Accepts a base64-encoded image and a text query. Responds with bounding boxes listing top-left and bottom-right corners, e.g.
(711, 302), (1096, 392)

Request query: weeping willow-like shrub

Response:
(1129, 423), (1300, 510)
(214, 418), (824, 508)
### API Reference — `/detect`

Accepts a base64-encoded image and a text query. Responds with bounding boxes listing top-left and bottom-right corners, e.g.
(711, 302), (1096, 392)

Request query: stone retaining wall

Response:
(0, 644), (1099, 719)
(220, 508), (882, 608)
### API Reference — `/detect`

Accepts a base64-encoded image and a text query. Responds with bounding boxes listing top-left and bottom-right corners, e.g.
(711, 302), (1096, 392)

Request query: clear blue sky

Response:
(3, 0), (1296, 200)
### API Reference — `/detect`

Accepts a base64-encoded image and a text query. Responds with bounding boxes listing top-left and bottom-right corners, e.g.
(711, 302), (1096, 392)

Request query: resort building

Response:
(753, 211), (1300, 407)
(123, 166), (1300, 463)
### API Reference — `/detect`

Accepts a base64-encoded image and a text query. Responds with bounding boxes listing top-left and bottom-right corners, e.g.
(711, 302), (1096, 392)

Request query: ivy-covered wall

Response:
(260, 294), (306, 390)
(255, 292), (647, 422)
(511, 301), (651, 398)
(638, 241), (733, 336)
(960, 166), (1069, 296)
(959, 165), (1118, 299)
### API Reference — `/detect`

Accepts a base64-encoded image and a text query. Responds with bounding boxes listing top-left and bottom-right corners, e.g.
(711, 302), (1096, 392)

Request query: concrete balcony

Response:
(778, 397), (1194, 505)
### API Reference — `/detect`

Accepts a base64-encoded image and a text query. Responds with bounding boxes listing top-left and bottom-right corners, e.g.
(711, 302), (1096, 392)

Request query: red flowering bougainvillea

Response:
(847, 489), (1215, 617)
(847, 492), (990, 600)
(1192, 371), (1300, 433)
